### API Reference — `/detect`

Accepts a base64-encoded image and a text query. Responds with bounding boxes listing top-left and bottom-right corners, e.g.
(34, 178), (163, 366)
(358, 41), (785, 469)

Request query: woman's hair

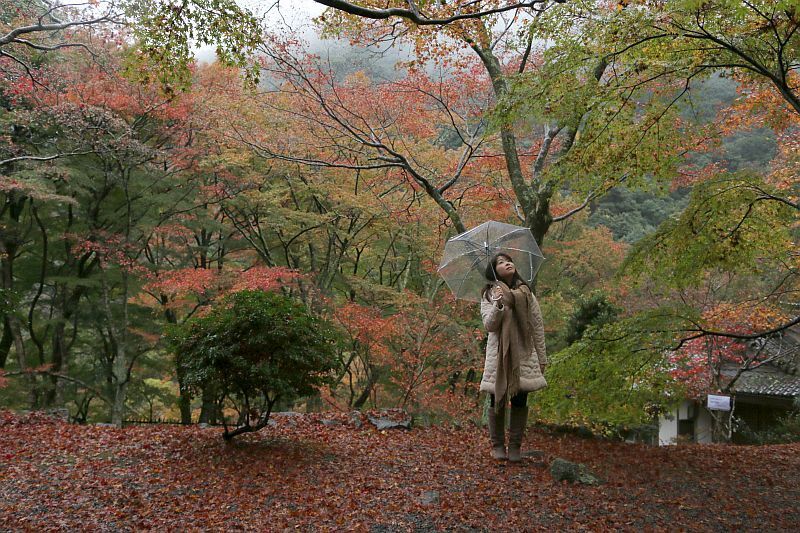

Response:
(483, 253), (529, 301)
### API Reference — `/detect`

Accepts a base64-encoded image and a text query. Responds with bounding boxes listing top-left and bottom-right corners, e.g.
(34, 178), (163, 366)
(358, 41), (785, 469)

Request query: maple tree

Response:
(0, 37), (213, 422)
(583, 0), (800, 337)
(0, 0), (261, 93)
(386, 297), (483, 420)
(170, 58), (484, 425)
(234, 49), (496, 235)
(577, 2), (800, 440)
(329, 301), (399, 409)
(308, 0), (689, 254)
(304, 3), (797, 436)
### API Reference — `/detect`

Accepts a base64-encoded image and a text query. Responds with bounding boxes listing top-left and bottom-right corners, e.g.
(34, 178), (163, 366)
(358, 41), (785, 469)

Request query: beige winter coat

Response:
(480, 293), (547, 394)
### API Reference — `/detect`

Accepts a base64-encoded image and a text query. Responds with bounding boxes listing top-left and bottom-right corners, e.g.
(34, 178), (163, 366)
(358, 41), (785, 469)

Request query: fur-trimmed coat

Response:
(480, 294), (547, 394)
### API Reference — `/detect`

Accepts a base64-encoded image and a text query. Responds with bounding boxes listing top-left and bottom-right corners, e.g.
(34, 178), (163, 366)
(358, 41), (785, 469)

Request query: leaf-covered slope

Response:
(1, 411), (798, 530)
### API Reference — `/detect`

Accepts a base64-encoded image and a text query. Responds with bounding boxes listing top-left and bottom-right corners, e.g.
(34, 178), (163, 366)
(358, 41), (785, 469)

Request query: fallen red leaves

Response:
(1, 410), (799, 531)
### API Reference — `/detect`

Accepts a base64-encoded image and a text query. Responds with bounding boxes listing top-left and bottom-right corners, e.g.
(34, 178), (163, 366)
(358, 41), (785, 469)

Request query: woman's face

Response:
(495, 256), (515, 281)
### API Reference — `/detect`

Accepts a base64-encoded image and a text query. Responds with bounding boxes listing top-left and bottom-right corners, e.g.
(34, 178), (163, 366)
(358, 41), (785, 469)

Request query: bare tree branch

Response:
(696, 315), (800, 341)
(551, 173), (630, 222)
(0, 9), (120, 49)
(2, 369), (113, 406)
(0, 151), (96, 168)
(312, 0), (559, 26)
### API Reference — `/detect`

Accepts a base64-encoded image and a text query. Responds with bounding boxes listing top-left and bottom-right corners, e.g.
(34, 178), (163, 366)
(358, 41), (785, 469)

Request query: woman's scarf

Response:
(494, 280), (534, 411)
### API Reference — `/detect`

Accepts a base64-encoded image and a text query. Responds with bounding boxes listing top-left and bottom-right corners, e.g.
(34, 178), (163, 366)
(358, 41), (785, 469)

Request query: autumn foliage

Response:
(2, 0), (798, 457)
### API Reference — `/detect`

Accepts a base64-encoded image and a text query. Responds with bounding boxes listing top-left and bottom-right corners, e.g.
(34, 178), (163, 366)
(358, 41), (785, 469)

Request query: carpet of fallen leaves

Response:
(2, 410), (799, 531)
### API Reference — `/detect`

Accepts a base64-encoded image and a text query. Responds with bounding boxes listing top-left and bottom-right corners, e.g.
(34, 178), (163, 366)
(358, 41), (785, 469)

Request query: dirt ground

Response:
(1, 410), (798, 531)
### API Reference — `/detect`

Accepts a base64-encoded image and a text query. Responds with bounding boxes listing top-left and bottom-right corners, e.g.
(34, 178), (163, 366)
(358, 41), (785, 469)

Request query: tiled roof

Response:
(761, 334), (800, 376)
(721, 363), (800, 398)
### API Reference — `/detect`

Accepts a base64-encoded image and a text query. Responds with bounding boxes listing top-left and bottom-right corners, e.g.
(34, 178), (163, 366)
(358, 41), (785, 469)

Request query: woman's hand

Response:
(490, 285), (503, 301)
(491, 284), (512, 306)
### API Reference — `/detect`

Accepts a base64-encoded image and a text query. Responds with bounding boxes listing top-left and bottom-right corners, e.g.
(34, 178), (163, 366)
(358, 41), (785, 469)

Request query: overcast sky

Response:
(196, 0), (326, 62)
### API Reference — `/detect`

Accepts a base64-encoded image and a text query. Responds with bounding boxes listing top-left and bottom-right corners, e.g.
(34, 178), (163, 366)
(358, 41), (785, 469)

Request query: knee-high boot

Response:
(508, 406), (528, 463)
(487, 405), (507, 460)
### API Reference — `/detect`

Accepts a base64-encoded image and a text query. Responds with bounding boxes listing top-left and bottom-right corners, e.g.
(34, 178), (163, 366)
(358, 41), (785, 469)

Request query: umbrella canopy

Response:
(437, 221), (545, 302)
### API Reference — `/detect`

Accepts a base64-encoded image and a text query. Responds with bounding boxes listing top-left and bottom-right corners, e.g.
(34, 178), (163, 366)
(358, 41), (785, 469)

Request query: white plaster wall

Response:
(695, 406), (713, 443)
(658, 408), (679, 446)
(678, 400), (694, 421)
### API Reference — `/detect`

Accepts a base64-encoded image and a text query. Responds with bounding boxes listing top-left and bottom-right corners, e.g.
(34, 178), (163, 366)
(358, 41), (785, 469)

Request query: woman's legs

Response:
(508, 392), (529, 462)
(487, 393), (528, 460)
(510, 392), (528, 408)
(487, 394), (506, 460)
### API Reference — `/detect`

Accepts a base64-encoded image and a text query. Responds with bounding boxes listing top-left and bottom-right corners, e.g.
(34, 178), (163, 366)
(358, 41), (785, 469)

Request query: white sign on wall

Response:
(707, 394), (731, 411)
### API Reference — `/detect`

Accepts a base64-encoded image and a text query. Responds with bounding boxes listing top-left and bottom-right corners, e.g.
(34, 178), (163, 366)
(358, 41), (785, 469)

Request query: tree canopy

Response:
(0, 0), (797, 435)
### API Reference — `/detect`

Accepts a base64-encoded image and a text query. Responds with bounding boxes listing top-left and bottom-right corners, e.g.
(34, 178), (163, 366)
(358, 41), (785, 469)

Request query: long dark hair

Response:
(483, 253), (529, 301)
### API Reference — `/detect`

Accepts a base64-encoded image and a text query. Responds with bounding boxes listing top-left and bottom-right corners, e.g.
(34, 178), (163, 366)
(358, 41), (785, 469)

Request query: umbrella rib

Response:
(455, 239), (484, 252)
(495, 227), (528, 238)
(491, 227), (533, 243)
(437, 248), (485, 272)
(500, 246), (545, 258)
(453, 254), (487, 300)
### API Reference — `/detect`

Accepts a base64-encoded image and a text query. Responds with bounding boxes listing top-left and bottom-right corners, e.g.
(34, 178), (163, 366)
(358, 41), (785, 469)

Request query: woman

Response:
(480, 253), (547, 462)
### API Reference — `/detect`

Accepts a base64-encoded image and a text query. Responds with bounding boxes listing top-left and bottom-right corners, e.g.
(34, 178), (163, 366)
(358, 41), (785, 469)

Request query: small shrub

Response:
(168, 290), (340, 440)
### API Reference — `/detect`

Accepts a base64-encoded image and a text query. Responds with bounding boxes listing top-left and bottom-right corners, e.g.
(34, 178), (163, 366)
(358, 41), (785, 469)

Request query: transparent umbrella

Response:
(437, 221), (545, 302)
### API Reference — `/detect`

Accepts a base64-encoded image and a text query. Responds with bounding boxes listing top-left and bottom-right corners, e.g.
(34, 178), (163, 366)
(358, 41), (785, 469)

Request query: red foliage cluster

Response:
(2, 411), (798, 530)
(72, 232), (148, 273)
(139, 266), (305, 316)
(334, 302), (399, 361)
(670, 303), (789, 397)
(230, 266), (304, 293)
(142, 267), (220, 298)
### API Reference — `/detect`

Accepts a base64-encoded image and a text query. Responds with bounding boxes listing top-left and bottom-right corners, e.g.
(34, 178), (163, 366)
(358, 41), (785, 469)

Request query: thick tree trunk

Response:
(467, 29), (609, 272)
(469, 34), (553, 262)
(110, 318), (129, 427)
(111, 370), (128, 426)
(199, 385), (219, 424)
(45, 318), (66, 406)
(165, 307), (193, 424)
(0, 317), (12, 369)
(0, 195), (24, 371)
(103, 272), (129, 427)
(0, 199), (37, 405)
(178, 385), (192, 424)
(352, 366), (378, 409)
(710, 410), (733, 443)
(8, 313), (35, 406)
(44, 288), (82, 407)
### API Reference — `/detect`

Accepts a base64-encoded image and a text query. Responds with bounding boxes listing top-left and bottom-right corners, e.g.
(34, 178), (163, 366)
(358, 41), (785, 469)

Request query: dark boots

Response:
(487, 405), (507, 460)
(489, 403), (529, 462)
(507, 406), (528, 463)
